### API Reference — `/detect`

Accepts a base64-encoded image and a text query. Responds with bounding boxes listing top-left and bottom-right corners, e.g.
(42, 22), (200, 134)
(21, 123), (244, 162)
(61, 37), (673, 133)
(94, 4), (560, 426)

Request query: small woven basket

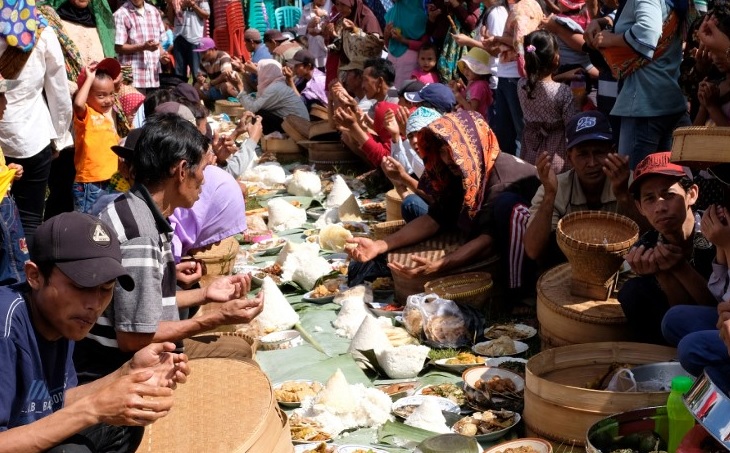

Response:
(281, 115), (310, 143)
(671, 126), (730, 165)
(372, 220), (405, 240)
(214, 100), (245, 119)
(191, 236), (240, 287)
(424, 272), (493, 310)
(386, 189), (406, 221)
(556, 211), (639, 300)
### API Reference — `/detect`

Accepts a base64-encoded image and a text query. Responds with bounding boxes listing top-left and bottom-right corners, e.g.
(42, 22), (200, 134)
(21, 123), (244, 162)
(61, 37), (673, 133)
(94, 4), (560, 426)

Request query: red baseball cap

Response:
(629, 151), (692, 194)
(77, 58), (122, 87)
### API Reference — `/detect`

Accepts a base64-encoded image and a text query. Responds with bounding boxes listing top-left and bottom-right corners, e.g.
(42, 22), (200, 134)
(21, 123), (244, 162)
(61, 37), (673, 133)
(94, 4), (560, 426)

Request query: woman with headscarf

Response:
(347, 110), (540, 286)
(384, 0), (427, 88)
(234, 59), (309, 134)
(323, 0), (383, 88)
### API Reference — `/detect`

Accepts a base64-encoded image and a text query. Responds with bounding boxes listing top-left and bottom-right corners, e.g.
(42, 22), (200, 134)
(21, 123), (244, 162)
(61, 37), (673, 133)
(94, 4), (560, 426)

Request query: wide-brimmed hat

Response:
(457, 47), (491, 76)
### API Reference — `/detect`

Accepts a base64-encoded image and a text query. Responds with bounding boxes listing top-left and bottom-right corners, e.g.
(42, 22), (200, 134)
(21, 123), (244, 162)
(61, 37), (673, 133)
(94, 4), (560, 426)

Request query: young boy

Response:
(411, 44), (440, 84)
(72, 58), (122, 214)
(0, 78), (27, 285)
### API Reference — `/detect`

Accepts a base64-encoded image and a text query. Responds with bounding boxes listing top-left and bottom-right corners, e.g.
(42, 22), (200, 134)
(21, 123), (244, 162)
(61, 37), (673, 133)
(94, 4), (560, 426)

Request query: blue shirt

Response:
(251, 45), (272, 64)
(0, 285), (77, 430)
(611, 0), (686, 117)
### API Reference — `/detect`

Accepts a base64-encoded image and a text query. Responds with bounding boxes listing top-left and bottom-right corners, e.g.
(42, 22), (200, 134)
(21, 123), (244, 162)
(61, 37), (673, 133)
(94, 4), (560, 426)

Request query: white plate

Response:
(485, 357), (528, 367)
(273, 380), (323, 408)
(432, 357), (487, 374)
(483, 323), (537, 340)
(472, 339), (529, 357)
(462, 367), (525, 393)
(294, 444), (337, 453)
(366, 302), (403, 318)
(451, 411), (521, 441)
(249, 238), (286, 255)
(337, 446), (389, 453)
(482, 438), (552, 453)
(302, 289), (337, 304)
(392, 395), (461, 419)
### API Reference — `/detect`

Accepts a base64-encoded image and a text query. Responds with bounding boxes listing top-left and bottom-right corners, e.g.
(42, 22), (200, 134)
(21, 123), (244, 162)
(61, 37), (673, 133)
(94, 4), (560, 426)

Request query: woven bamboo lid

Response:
(672, 126), (730, 165)
(537, 263), (625, 324)
(388, 231), (464, 266)
(424, 272), (493, 299)
(310, 104), (329, 120)
(282, 115), (309, 143)
(139, 358), (281, 453)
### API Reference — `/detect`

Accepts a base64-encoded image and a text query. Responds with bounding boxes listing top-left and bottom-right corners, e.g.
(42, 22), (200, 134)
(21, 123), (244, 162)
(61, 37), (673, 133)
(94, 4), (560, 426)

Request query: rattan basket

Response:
(372, 220), (405, 240)
(386, 189), (407, 221)
(556, 211), (639, 300)
(671, 126), (730, 165)
(214, 100), (245, 120)
(281, 115), (310, 143)
(424, 272), (493, 310)
(191, 236), (240, 287)
(304, 141), (362, 171)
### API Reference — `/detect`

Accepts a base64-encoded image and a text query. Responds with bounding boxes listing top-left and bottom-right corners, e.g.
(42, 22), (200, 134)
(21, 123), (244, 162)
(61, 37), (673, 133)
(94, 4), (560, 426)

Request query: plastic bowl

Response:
(260, 330), (303, 350)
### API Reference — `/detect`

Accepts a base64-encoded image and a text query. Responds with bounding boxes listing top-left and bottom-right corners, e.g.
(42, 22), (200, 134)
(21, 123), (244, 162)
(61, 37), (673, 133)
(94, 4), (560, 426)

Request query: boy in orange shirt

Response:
(73, 58), (121, 213)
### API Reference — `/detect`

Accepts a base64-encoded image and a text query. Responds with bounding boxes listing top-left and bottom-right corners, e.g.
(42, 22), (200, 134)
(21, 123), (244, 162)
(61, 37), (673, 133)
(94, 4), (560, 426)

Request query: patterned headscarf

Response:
(417, 110), (501, 219)
(1, 0), (48, 51)
(406, 106), (441, 135)
(120, 90), (145, 118)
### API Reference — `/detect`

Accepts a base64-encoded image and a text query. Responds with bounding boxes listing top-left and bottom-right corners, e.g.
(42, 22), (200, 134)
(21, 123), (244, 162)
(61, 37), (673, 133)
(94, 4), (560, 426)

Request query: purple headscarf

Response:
(169, 165), (247, 262)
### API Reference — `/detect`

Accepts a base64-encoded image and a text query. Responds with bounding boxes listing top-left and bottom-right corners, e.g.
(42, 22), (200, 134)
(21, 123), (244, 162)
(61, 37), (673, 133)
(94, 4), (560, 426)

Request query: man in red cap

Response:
(0, 212), (190, 452)
(619, 152), (717, 344)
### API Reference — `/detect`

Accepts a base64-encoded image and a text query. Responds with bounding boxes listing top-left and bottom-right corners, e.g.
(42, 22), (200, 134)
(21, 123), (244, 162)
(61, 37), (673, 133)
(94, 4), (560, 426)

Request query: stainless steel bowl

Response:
(629, 362), (692, 392)
(585, 406), (668, 453)
(684, 370), (730, 449)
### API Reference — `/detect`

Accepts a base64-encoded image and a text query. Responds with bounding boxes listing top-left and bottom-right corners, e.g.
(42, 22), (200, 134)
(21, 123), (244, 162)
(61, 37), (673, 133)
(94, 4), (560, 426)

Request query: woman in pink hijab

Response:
(235, 59), (309, 133)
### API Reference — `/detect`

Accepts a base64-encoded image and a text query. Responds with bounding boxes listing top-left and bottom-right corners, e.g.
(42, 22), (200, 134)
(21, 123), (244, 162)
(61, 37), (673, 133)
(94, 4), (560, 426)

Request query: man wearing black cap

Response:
(283, 49), (328, 110)
(0, 212), (189, 452)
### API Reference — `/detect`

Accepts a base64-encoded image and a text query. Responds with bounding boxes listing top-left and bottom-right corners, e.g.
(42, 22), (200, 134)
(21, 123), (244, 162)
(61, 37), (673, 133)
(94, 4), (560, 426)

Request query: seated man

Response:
(284, 49), (328, 110)
(620, 152), (716, 344)
(193, 37), (238, 101)
(662, 202), (730, 394)
(74, 114), (264, 383)
(524, 111), (638, 268)
(0, 212), (189, 452)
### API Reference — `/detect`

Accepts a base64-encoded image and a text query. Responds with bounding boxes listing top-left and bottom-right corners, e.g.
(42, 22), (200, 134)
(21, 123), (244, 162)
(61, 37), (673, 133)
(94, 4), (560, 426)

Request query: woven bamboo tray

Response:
(139, 358), (293, 453)
(537, 263), (629, 349)
(523, 342), (677, 446)
(214, 100), (245, 119)
(372, 220), (405, 240)
(281, 115), (310, 143)
(310, 103), (329, 121)
(671, 126), (730, 165)
(191, 236), (239, 287)
(557, 211), (638, 300)
(424, 272), (493, 311)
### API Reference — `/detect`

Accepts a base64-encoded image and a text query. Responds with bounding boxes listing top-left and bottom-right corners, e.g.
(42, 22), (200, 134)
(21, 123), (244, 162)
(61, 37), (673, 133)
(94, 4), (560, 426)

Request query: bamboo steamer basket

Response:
(310, 103), (329, 121)
(523, 342), (677, 447)
(671, 126), (730, 165)
(304, 141), (362, 171)
(537, 263), (629, 349)
(214, 100), (245, 120)
(556, 211), (639, 300)
(387, 231), (500, 306)
(386, 189), (405, 221)
(261, 137), (304, 164)
(191, 236), (239, 287)
(424, 272), (493, 311)
(139, 358), (293, 453)
(372, 219), (406, 240)
(281, 115), (310, 143)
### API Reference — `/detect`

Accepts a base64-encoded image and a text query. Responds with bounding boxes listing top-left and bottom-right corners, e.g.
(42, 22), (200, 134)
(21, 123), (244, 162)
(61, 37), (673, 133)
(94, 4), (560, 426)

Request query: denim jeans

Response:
(47, 424), (143, 453)
(4, 144), (53, 250)
(0, 196), (28, 285)
(173, 35), (201, 79)
(618, 111), (691, 170)
(662, 305), (730, 394)
(73, 181), (111, 214)
(401, 194), (429, 222)
(491, 77), (524, 157)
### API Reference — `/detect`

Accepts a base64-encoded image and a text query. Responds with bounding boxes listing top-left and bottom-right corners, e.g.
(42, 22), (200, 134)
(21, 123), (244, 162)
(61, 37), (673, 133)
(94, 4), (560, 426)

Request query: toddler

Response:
(411, 44), (440, 84)
(450, 47), (493, 120)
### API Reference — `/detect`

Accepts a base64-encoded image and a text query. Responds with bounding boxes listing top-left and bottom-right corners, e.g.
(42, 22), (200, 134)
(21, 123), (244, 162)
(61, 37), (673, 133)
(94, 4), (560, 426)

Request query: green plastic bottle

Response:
(667, 376), (695, 453)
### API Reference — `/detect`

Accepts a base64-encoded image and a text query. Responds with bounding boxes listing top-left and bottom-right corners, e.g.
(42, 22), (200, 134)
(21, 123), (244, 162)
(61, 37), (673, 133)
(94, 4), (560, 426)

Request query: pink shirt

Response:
(411, 68), (440, 84)
(466, 80), (492, 119)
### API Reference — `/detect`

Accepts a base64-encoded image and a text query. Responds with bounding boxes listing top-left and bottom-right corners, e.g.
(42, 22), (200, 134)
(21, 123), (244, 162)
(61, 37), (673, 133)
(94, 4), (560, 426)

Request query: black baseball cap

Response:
(287, 49), (315, 67)
(111, 127), (144, 161)
(565, 111), (613, 149)
(31, 212), (134, 291)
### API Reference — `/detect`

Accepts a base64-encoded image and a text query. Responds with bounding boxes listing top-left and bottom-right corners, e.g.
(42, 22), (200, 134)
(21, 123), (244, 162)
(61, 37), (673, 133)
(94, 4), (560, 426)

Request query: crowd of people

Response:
(2, 0), (730, 449)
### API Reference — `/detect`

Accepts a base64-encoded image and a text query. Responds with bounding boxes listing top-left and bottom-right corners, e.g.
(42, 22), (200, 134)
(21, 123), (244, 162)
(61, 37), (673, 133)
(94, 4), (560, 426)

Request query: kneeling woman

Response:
(347, 110), (539, 282)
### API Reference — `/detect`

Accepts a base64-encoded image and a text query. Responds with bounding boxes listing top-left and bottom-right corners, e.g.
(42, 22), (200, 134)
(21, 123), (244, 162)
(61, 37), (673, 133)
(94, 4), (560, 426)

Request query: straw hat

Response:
(457, 47), (492, 76)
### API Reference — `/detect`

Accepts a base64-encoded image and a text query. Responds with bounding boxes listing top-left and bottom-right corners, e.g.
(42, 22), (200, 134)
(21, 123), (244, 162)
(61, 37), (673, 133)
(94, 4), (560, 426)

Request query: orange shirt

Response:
(74, 104), (119, 183)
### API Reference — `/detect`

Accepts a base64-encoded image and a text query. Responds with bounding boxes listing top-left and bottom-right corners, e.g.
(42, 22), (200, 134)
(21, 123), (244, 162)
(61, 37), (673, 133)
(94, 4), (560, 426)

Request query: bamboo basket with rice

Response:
(424, 272), (493, 311)
(523, 342), (677, 446)
(556, 211), (639, 300)
(190, 236), (240, 287)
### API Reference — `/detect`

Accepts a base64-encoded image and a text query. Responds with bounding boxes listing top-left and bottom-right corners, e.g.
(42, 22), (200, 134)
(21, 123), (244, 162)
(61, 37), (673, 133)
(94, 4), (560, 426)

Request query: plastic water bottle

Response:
(667, 376), (695, 453)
